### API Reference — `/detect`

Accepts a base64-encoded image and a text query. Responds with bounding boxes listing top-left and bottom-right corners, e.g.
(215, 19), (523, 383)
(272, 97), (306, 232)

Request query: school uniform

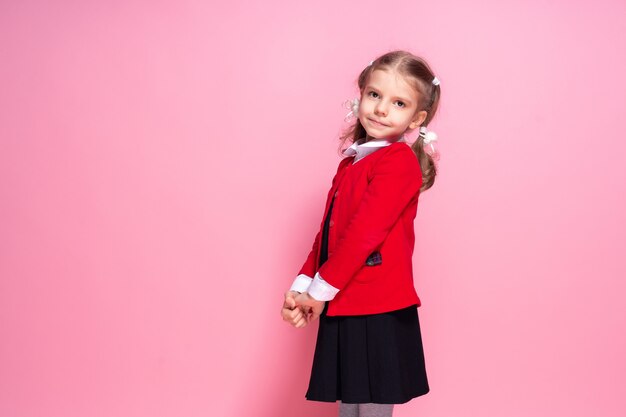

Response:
(290, 137), (430, 404)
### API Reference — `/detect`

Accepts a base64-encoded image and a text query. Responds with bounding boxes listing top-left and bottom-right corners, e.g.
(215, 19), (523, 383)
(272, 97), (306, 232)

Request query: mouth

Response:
(369, 118), (388, 127)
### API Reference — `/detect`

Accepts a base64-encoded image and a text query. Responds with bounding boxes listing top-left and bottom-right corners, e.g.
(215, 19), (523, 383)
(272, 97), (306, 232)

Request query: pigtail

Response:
(411, 79), (441, 192)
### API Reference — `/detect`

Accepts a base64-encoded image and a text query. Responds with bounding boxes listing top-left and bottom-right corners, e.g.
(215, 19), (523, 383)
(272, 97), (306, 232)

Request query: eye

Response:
(396, 101), (406, 108)
(367, 91), (379, 99)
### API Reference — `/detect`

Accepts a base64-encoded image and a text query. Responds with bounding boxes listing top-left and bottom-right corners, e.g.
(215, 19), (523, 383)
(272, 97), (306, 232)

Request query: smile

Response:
(369, 119), (388, 127)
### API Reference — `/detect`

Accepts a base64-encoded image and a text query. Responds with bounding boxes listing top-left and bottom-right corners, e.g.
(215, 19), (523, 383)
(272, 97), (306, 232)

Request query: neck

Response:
(364, 133), (404, 143)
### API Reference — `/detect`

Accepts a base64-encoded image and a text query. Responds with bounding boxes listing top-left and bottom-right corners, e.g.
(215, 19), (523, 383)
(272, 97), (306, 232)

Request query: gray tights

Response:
(338, 401), (394, 417)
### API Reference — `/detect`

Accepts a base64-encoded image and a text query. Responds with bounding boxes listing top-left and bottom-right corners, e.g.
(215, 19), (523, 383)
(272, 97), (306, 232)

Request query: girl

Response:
(281, 50), (441, 417)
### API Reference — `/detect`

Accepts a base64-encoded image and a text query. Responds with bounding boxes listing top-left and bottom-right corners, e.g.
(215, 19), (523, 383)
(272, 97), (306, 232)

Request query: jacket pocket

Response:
(365, 251), (382, 266)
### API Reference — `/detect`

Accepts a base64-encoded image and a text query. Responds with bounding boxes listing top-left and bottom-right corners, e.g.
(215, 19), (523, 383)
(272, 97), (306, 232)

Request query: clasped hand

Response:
(281, 290), (326, 328)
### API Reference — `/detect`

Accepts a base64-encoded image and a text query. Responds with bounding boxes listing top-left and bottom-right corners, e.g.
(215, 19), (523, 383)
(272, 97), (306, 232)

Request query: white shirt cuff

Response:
(307, 272), (340, 301)
(289, 274), (313, 293)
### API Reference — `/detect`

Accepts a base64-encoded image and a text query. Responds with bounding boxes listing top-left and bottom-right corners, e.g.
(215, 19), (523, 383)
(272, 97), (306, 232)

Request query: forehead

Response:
(365, 69), (419, 102)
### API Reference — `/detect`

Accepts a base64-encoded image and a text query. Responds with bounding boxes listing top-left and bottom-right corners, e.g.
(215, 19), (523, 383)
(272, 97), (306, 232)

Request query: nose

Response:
(374, 101), (388, 117)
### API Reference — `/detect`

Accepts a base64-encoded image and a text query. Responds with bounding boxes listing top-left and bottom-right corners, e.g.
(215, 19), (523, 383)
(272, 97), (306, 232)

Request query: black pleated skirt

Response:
(305, 195), (430, 404)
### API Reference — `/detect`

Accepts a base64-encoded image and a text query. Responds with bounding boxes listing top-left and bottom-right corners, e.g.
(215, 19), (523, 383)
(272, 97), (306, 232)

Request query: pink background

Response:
(1, 1), (625, 416)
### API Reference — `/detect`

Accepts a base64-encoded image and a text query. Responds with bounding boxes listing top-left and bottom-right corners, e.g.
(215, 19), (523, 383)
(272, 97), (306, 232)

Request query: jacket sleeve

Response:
(296, 229), (322, 278)
(315, 145), (422, 291)
(296, 156), (351, 278)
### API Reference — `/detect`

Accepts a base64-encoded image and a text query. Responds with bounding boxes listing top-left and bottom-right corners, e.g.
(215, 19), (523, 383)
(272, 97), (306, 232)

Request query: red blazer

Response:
(298, 141), (424, 316)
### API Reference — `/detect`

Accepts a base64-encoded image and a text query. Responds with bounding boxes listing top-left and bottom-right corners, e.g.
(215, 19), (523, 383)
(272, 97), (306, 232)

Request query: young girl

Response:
(281, 50), (441, 417)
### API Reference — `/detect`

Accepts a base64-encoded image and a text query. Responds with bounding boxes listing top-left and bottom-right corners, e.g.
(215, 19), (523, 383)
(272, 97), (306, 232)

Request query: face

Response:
(358, 68), (427, 142)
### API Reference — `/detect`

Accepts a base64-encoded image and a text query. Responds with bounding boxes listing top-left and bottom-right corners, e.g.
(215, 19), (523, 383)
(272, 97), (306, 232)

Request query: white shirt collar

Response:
(342, 136), (407, 163)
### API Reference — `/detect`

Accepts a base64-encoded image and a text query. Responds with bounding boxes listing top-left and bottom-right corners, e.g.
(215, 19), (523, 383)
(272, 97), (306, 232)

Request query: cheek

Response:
(359, 99), (372, 114)
(400, 112), (414, 124)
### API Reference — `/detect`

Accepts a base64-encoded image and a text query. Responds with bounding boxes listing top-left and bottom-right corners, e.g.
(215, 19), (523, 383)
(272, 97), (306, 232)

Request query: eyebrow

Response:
(365, 85), (413, 104)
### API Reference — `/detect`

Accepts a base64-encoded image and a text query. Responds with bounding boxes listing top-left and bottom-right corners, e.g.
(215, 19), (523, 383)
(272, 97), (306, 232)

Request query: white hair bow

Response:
(343, 97), (360, 122)
(419, 126), (439, 157)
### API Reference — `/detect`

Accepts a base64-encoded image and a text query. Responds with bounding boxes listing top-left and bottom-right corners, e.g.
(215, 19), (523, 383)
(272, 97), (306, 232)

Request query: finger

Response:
(288, 308), (300, 320)
(290, 310), (303, 322)
(282, 306), (298, 320)
(294, 316), (307, 328)
(293, 294), (305, 307)
(283, 295), (297, 309)
(311, 311), (320, 322)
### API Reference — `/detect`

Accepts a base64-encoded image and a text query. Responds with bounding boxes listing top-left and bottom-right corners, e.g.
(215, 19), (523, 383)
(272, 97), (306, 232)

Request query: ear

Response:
(408, 110), (428, 130)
